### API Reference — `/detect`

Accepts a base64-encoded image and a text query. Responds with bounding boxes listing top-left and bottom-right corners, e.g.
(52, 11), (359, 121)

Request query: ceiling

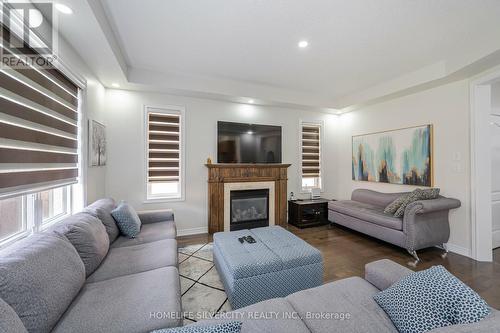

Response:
(55, 0), (500, 110)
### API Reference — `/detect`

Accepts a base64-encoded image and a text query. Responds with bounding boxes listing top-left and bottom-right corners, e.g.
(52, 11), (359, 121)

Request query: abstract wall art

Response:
(352, 125), (433, 186)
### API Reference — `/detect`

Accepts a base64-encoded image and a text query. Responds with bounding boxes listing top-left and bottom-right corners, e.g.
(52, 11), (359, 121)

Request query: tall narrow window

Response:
(301, 122), (322, 191)
(145, 106), (184, 201)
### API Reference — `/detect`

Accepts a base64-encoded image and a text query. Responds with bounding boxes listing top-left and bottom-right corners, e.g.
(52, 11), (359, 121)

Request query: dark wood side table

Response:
(288, 198), (331, 228)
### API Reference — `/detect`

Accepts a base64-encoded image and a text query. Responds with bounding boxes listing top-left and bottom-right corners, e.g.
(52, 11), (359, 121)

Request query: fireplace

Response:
(206, 163), (290, 233)
(230, 189), (269, 231)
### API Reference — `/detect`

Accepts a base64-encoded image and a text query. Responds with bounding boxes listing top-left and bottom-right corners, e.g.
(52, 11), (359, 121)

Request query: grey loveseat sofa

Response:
(328, 189), (461, 265)
(188, 259), (499, 332)
(0, 198), (182, 333)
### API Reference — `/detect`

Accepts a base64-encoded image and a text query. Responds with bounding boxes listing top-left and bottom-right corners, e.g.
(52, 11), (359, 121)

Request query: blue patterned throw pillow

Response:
(111, 202), (141, 238)
(374, 265), (490, 333)
(151, 321), (242, 333)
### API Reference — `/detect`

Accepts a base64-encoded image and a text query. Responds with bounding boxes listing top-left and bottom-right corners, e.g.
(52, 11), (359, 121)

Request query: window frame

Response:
(0, 185), (73, 248)
(0, 196), (29, 248)
(144, 104), (186, 203)
(299, 120), (324, 193)
(40, 186), (72, 230)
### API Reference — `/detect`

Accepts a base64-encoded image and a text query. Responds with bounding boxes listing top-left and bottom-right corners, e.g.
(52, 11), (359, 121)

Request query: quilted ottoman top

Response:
(214, 226), (323, 279)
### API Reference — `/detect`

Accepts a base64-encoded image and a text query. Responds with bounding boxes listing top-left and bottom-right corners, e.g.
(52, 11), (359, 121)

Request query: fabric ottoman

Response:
(213, 226), (323, 309)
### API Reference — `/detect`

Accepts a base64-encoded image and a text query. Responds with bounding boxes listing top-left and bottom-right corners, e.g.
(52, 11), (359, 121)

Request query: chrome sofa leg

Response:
(407, 249), (420, 267)
(437, 243), (449, 259)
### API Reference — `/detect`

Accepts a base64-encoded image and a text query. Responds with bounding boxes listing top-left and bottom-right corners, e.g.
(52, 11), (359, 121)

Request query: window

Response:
(300, 122), (323, 191)
(0, 185), (73, 245)
(41, 186), (71, 226)
(145, 106), (185, 201)
(0, 196), (26, 242)
(0, 19), (80, 247)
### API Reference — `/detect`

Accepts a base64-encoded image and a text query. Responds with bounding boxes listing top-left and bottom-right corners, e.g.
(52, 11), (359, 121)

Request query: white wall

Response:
(56, 38), (107, 205)
(104, 90), (338, 235)
(335, 80), (472, 255)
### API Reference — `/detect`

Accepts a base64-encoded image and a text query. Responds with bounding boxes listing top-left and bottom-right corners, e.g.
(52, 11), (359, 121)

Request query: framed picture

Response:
(352, 124), (433, 186)
(89, 120), (106, 167)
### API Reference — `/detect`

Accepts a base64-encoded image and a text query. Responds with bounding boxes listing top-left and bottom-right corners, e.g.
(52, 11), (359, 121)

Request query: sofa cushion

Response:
(0, 233), (86, 333)
(152, 322), (242, 333)
(52, 213), (109, 276)
(191, 298), (310, 333)
(286, 277), (399, 333)
(328, 200), (403, 230)
(374, 266), (490, 333)
(84, 198), (119, 242)
(0, 297), (28, 333)
(87, 239), (178, 283)
(111, 221), (176, 248)
(52, 267), (182, 333)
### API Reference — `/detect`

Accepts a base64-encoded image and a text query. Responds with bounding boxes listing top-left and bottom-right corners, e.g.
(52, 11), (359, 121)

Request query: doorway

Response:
(471, 69), (500, 261)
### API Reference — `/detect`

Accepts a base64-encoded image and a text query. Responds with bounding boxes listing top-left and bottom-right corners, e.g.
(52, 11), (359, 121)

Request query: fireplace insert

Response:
(230, 189), (269, 231)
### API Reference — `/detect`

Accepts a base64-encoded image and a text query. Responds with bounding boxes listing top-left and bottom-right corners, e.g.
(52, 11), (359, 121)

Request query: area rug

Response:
(178, 243), (231, 325)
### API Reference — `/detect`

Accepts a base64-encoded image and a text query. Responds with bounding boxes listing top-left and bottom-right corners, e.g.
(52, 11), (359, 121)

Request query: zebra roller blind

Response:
(147, 111), (181, 183)
(0, 24), (79, 198)
(301, 123), (321, 183)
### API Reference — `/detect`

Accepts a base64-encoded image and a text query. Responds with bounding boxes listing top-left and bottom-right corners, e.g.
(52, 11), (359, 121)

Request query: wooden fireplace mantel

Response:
(205, 163), (291, 233)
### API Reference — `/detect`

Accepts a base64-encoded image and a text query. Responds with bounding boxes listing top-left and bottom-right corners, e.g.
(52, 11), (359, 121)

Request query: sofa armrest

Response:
(405, 197), (461, 215)
(137, 209), (174, 224)
(365, 259), (413, 290)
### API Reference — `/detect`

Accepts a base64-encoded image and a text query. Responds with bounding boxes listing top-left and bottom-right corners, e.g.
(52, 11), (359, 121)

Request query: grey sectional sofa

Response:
(328, 189), (461, 265)
(189, 259), (499, 333)
(0, 198), (182, 333)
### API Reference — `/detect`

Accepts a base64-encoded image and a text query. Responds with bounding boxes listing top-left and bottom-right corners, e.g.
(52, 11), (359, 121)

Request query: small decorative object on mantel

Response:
(206, 157), (212, 164)
(290, 192), (296, 201)
(89, 119), (106, 167)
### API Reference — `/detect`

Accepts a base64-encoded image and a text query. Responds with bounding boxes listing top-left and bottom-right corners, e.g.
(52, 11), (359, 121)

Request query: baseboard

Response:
(177, 227), (208, 237)
(444, 243), (472, 258)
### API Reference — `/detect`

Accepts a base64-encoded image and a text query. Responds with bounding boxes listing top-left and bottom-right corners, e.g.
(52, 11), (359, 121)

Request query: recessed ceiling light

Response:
(298, 40), (309, 48)
(248, 99), (254, 104)
(55, 3), (73, 15)
(111, 83), (120, 88)
(247, 130), (254, 135)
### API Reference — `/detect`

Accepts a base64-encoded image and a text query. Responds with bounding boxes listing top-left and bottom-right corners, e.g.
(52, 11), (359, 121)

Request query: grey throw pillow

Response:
(384, 194), (411, 214)
(83, 198), (119, 242)
(394, 188), (441, 217)
(111, 202), (142, 238)
(52, 213), (110, 276)
(0, 233), (85, 333)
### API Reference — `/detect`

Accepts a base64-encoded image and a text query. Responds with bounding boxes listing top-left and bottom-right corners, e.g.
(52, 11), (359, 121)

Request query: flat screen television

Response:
(217, 121), (282, 163)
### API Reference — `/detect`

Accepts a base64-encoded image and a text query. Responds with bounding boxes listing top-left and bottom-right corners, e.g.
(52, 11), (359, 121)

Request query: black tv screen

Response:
(217, 121), (282, 163)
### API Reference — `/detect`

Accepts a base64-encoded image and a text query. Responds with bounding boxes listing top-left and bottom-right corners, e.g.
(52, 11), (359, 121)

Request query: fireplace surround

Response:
(205, 163), (291, 233)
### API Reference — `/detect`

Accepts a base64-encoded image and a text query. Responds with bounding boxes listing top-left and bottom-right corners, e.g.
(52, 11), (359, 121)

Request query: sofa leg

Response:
(437, 244), (449, 259)
(407, 249), (420, 267)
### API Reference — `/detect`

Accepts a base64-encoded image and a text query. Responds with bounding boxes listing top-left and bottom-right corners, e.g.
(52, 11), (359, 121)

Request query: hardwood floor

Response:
(178, 224), (500, 309)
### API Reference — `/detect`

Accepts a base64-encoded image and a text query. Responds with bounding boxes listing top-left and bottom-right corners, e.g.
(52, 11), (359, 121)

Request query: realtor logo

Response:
(1, 1), (58, 68)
